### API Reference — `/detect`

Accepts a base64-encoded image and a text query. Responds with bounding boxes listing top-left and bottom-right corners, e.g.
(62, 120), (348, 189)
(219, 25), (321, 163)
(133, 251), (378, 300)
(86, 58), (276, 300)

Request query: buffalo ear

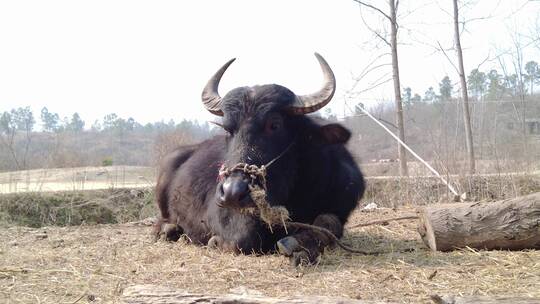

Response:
(312, 123), (351, 145)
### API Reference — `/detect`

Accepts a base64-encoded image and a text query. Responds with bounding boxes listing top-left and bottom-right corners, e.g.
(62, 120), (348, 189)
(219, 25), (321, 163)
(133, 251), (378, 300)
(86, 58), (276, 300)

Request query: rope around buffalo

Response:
(218, 162), (418, 255)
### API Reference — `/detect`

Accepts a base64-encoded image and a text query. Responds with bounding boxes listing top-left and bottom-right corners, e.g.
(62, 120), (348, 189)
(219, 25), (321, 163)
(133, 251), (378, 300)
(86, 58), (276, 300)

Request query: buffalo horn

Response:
(287, 53), (336, 115)
(201, 58), (236, 116)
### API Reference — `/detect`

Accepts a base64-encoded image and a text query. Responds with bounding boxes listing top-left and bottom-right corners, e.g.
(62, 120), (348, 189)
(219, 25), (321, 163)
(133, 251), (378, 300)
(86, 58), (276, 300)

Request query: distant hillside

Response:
(343, 98), (540, 174)
(0, 126), (215, 172)
(1, 98), (539, 174)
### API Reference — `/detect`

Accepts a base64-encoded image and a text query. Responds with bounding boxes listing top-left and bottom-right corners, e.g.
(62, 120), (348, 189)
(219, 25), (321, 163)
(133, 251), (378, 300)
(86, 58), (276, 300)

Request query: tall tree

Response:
(453, 0), (475, 174)
(423, 87), (438, 102)
(353, 0), (408, 176)
(11, 107), (35, 133)
(503, 74), (518, 97)
(524, 61), (540, 95)
(0, 112), (13, 134)
(90, 120), (102, 132)
(439, 76), (453, 101)
(102, 113), (119, 130)
(467, 68), (487, 100)
(0, 111), (21, 169)
(0, 107), (35, 169)
(403, 87), (412, 107)
(486, 69), (504, 100)
(66, 112), (85, 132)
(40, 107), (60, 132)
(125, 117), (137, 131)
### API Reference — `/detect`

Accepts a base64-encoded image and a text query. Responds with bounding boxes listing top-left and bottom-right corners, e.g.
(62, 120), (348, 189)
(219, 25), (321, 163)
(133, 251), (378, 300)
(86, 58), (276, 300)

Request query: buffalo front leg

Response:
(153, 217), (183, 242)
(276, 214), (343, 266)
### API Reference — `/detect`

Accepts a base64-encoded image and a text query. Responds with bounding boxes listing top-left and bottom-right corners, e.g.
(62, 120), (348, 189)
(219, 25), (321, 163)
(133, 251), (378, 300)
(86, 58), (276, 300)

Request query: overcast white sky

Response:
(0, 0), (539, 126)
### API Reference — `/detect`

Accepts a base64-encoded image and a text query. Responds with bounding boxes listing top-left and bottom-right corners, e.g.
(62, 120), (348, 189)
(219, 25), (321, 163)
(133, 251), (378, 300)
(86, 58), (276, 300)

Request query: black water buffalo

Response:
(154, 53), (365, 265)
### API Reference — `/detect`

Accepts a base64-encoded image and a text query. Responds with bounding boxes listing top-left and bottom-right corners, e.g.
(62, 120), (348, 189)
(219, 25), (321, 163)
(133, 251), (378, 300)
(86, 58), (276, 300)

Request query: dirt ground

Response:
(1, 207), (539, 304)
(0, 166), (155, 194)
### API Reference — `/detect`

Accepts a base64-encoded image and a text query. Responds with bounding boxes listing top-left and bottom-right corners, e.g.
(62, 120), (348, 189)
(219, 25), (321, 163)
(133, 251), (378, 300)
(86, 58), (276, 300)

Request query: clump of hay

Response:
(248, 185), (290, 233)
(219, 163), (290, 232)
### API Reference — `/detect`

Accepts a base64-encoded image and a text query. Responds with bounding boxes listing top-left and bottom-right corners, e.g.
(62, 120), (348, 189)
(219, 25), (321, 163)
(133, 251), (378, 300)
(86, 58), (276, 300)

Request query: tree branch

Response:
(348, 53), (392, 91)
(352, 0), (392, 21)
(351, 76), (393, 96)
(359, 9), (391, 47)
(436, 41), (460, 75)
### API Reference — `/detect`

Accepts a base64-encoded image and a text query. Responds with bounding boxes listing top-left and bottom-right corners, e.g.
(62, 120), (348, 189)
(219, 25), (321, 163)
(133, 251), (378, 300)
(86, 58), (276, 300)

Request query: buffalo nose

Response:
(219, 176), (250, 207)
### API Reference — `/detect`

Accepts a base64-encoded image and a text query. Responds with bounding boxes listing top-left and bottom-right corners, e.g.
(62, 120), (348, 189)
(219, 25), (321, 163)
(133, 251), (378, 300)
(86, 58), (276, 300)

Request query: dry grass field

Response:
(1, 165), (540, 303)
(0, 166), (155, 194)
(1, 207), (539, 304)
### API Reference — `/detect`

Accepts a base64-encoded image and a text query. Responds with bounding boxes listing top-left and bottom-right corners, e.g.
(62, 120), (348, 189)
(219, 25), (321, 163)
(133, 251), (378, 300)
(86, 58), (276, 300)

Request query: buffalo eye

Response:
(264, 114), (283, 134)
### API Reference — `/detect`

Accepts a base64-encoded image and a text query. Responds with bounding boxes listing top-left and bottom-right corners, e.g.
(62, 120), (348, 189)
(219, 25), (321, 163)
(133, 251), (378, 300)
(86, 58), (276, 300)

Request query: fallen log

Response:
(418, 192), (540, 251)
(120, 285), (540, 304)
(430, 294), (540, 304)
(120, 284), (391, 304)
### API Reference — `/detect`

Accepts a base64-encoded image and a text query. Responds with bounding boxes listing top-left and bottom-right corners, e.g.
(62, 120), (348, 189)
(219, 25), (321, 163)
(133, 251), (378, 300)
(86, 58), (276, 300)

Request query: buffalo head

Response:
(201, 53), (351, 209)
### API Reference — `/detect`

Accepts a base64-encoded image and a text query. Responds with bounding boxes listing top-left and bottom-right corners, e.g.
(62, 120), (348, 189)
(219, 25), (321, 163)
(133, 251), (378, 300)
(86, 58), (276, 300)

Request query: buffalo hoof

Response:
(277, 236), (320, 266)
(276, 236), (300, 257)
(291, 250), (312, 267)
(207, 235), (223, 249)
(154, 221), (182, 242)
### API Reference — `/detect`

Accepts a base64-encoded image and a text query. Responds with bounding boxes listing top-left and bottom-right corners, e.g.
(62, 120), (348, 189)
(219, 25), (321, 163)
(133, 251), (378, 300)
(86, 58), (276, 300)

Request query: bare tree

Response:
(453, 0), (476, 174)
(353, 0), (409, 176)
(0, 107), (35, 170)
(504, 31), (531, 169)
(0, 111), (22, 170)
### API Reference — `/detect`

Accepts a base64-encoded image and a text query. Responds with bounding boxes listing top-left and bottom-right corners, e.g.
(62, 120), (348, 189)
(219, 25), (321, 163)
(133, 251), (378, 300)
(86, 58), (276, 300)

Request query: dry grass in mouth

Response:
(1, 207), (539, 303)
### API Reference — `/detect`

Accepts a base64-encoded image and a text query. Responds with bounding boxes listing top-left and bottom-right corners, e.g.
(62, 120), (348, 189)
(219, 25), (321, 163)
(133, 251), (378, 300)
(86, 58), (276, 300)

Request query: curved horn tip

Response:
(224, 58), (237, 66)
(313, 53), (334, 79)
(201, 57), (237, 117)
(211, 58), (237, 78)
(313, 52), (328, 63)
(286, 52), (336, 115)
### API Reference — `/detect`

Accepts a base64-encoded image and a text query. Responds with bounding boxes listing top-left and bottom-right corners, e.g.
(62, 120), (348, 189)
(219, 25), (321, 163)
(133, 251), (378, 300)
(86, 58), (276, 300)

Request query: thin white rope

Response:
(355, 104), (460, 197)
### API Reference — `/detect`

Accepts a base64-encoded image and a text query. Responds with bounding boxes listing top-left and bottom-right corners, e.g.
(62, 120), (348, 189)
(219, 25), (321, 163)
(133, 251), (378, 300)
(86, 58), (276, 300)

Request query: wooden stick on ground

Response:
(120, 284), (390, 304)
(430, 294), (540, 304)
(347, 215), (419, 229)
(120, 285), (540, 304)
(418, 192), (540, 252)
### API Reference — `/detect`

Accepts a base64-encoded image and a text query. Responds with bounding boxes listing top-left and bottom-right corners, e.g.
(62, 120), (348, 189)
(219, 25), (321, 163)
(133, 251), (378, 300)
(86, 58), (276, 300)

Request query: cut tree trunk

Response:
(120, 285), (540, 304)
(431, 294), (540, 304)
(120, 284), (390, 304)
(418, 192), (540, 252)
